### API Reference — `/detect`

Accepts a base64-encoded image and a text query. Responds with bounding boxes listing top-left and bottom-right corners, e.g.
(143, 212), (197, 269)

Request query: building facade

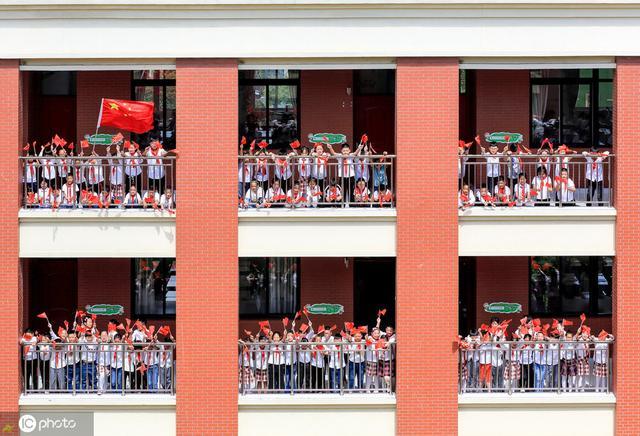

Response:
(2, 1), (639, 435)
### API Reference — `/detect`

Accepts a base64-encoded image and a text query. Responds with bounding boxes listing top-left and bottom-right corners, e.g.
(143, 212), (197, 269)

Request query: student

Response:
(532, 332), (546, 392)
(310, 336), (327, 391)
(324, 181), (343, 205)
(311, 144), (330, 191)
(86, 153), (105, 193)
(79, 330), (98, 391)
(554, 168), (576, 206)
(348, 331), (366, 390)
(37, 336), (52, 391)
(106, 143), (124, 188)
(49, 338), (67, 392)
(372, 184), (393, 207)
(283, 332), (298, 391)
(110, 334), (124, 391)
(458, 183), (476, 209)
(327, 142), (365, 203)
(531, 166), (552, 205)
(124, 142), (143, 191)
(328, 334), (346, 391)
(57, 148), (73, 188)
(160, 188), (176, 211)
(37, 179), (55, 207)
(266, 180), (286, 205)
(159, 336), (174, 390)
(124, 186), (142, 207)
(144, 342), (160, 391)
(60, 175), (79, 207)
(39, 145), (58, 187)
(254, 337), (269, 392)
(20, 329), (39, 390)
(66, 332), (81, 391)
(267, 332), (286, 390)
(583, 148), (609, 206)
(143, 187), (160, 209)
(296, 147), (313, 181)
(306, 178), (322, 208)
(244, 180), (264, 208)
(504, 342), (521, 392)
(238, 148), (253, 198)
(24, 155), (39, 196)
(477, 334), (493, 392)
(286, 182), (306, 208)
(96, 331), (111, 395)
(365, 328), (382, 391)
(545, 335), (560, 390)
(519, 334), (534, 391)
(560, 332), (577, 392)
(145, 140), (169, 193)
(477, 184), (495, 208)
(554, 144), (576, 178)
(575, 332), (591, 392)
(514, 172), (533, 207)
(253, 151), (270, 190)
(480, 142), (505, 192)
(493, 176), (512, 206)
(594, 331), (614, 392)
(353, 178), (371, 205)
(372, 153), (389, 191)
(490, 331), (506, 390)
(297, 338), (312, 390)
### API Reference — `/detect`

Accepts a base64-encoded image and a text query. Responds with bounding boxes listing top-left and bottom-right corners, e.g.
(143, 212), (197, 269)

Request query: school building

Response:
(1, 1), (638, 435)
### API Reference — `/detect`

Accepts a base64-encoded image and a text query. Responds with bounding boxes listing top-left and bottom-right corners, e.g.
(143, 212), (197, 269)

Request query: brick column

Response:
(613, 57), (640, 436)
(0, 60), (21, 412)
(396, 58), (459, 435)
(175, 59), (238, 435)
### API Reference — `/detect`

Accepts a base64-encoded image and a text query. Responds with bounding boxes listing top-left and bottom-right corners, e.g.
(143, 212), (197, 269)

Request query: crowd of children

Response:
(19, 311), (175, 394)
(238, 135), (394, 208)
(458, 136), (610, 209)
(22, 134), (176, 211)
(458, 314), (614, 393)
(238, 309), (396, 393)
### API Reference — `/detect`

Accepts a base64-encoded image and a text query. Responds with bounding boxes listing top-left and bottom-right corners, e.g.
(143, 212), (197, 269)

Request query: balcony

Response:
(20, 341), (175, 395)
(238, 340), (395, 395)
(458, 153), (616, 256)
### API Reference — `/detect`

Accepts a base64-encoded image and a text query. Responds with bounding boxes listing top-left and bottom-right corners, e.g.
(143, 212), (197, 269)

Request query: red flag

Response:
(57, 326), (65, 337)
(63, 320), (69, 331)
(249, 140), (256, 150)
(52, 135), (67, 147)
(361, 133), (368, 144)
(97, 98), (154, 134)
(294, 311), (302, 320)
(23, 143), (30, 151)
(37, 312), (48, 319)
(108, 323), (117, 333)
(378, 309), (387, 317)
(317, 325), (325, 334)
(329, 324), (337, 332)
(258, 140), (268, 149)
(282, 317), (289, 328)
(111, 132), (124, 144)
(562, 319), (574, 326)
(158, 325), (170, 336)
(80, 140), (90, 149)
(299, 323), (309, 333)
(289, 139), (301, 149)
(345, 322), (354, 331)
(580, 313), (586, 323)
(258, 320), (270, 329)
(240, 136), (247, 146)
(358, 326), (368, 334)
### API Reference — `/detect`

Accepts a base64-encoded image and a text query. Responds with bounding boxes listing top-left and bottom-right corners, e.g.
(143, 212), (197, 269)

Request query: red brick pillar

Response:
(613, 57), (640, 436)
(175, 59), (239, 435)
(396, 58), (459, 435)
(0, 60), (21, 412)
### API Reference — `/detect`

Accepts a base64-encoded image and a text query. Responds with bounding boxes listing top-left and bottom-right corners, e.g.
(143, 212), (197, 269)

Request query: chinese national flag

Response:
(97, 98), (154, 134)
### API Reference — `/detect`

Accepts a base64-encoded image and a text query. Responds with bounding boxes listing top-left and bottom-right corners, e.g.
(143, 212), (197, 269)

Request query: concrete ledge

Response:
(19, 208), (176, 222)
(239, 208), (396, 222)
(239, 393), (396, 408)
(20, 394), (176, 408)
(459, 392), (616, 405)
(458, 206), (616, 221)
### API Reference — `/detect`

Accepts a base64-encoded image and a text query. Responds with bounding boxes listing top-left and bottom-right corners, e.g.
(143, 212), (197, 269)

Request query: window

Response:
(530, 69), (613, 148)
(132, 258), (176, 317)
(239, 258), (299, 316)
(239, 70), (299, 150)
(529, 256), (612, 316)
(36, 71), (76, 96)
(131, 70), (176, 148)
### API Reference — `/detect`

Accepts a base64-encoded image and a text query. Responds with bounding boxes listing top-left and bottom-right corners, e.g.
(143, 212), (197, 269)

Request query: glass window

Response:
(133, 258), (176, 317)
(38, 71), (76, 96)
(239, 258), (299, 316)
(131, 70), (176, 149)
(529, 256), (612, 316)
(355, 70), (395, 95)
(239, 70), (299, 150)
(530, 69), (613, 148)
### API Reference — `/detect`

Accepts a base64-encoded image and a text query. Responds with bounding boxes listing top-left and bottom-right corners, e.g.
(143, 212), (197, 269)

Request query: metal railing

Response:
(458, 153), (614, 207)
(20, 342), (175, 395)
(20, 156), (177, 211)
(458, 340), (612, 394)
(238, 155), (395, 209)
(238, 341), (395, 395)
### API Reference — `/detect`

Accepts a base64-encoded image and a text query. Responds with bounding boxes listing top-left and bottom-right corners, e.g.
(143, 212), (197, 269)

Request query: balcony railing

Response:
(20, 156), (176, 211)
(458, 340), (612, 394)
(238, 341), (395, 395)
(458, 153), (614, 207)
(21, 342), (175, 395)
(238, 154), (395, 209)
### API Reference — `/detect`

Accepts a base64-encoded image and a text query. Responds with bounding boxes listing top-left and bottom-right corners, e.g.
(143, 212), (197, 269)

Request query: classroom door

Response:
(354, 258), (396, 328)
(458, 257), (477, 335)
(28, 259), (78, 330)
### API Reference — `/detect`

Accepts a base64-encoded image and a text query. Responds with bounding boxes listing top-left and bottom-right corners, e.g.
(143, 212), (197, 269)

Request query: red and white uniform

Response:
(585, 155), (605, 182)
(266, 186), (285, 202)
(297, 157), (312, 180)
(286, 189), (305, 208)
(107, 156), (124, 186)
(86, 159), (104, 185)
(24, 160), (38, 184)
(514, 183), (531, 206)
(336, 155), (355, 178)
(458, 190), (475, 208)
(57, 157), (72, 178)
(238, 158), (253, 183)
(494, 185), (511, 203)
(353, 186), (371, 202)
(124, 192), (142, 205)
(532, 175), (552, 200)
(373, 189), (393, 204)
(355, 157), (370, 181)
(37, 187), (55, 207)
(274, 158), (292, 180)
(254, 158), (270, 183)
(124, 152), (143, 177)
(60, 182), (78, 206)
(312, 154), (330, 180)
(306, 185), (322, 208)
(38, 150), (57, 180)
(146, 147), (167, 179)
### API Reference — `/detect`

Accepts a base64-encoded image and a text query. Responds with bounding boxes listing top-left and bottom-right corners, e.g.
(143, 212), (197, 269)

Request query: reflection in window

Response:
(529, 256), (612, 316)
(239, 71), (299, 150)
(131, 71), (176, 149)
(133, 258), (176, 317)
(239, 258), (299, 316)
(530, 69), (613, 148)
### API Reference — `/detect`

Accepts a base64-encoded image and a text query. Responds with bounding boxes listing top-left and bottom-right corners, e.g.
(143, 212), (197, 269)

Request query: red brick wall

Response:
(475, 70), (530, 147)
(176, 59), (238, 436)
(300, 70), (354, 147)
(0, 60), (21, 412)
(613, 57), (640, 436)
(396, 58), (459, 436)
(238, 257), (354, 336)
(76, 71), (131, 145)
(475, 257), (611, 333)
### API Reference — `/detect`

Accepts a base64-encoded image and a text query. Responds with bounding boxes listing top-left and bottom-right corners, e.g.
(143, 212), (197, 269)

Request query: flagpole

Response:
(93, 98), (105, 155)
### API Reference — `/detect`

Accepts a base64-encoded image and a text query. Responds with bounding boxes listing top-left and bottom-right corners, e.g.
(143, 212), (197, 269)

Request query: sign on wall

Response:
(304, 303), (344, 315)
(308, 133), (347, 145)
(484, 132), (524, 144)
(483, 302), (522, 314)
(86, 304), (124, 316)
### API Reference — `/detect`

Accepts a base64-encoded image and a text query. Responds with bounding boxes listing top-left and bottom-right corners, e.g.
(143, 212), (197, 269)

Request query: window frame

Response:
(529, 69), (613, 149)
(130, 72), (176, 148)
(239, 72), (301, 146)
(528, 256), (612, 317)
(239, 257), (302, 319)
(131, 258), (176, 319)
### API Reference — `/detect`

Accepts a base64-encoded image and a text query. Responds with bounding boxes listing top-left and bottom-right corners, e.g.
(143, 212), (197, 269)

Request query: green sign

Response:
(86, 134), (114, 145)
(304, 303), (344, 315)
(483, 302), (522, 314)
(86, 304), (124, 316)
(308, 133), (347, 145)
(484, 132), (524, 144)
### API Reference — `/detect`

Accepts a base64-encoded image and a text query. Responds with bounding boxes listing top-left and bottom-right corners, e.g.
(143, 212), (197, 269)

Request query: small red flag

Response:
(80, 140), (90, 149)
(580, 313), (586, 323)
(258, 320), (270, 329)
(345, 322), (354, 331)
(158, 325), (170, 336)
(37, 312), (48, 319)
(294, 311), (302, 320)
(249, 140), (256, 150)
(299, 323), (309, 333)
(111, 132), (124, 144)
(282, 317), (289, 328)
(258, 140), (268, 149)
(52, 135), (67, 147)
(240, 136), (247, 146)
(358, 326), (368, 334)
(317, 325), (325, 334)
(57, 326), (65, 337)
(98, 98), (154, 134)
(63, 320), (69, 331)
(108, 323), (117, 333)
(361, 133), (368, 144)
(378, 309), (387, 317)
(23, 143), (30, 151)
(289, 139), (301, 149)
(562, 319), (574, 326)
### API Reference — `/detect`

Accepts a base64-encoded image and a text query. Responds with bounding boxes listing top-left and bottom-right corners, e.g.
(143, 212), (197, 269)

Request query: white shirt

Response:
(585, 156), (604, 182)
(107, 156), (124, 186)
(354, 157), (370, 181)
(37, 187), (54, 206)
(556, 178), (576, 202)
(238, 159), (253, 183)
(485, 153), (501, 177)
(297, 157), (312, 180)
(286, 189), (305, 207)
(266, 186), (285, 202)
(124, 192), (142, 205)
(312, 155), (330, 180)
(96, 343), (111, 366)
(49, 346), (67, 368)
(513, 183), (530, 204)
(561, 342), (575, 360)
(146, 148), (167, 179)
(143, 191), (161, 205)
(110, 344), (124, 369)
(555, 156), (570, 177)
(493, 185), (511, 202)
(532, 176), (552, 200)
(306, 185), (322, 207)
(160, 345), (173, 368)
(458, 190), (475, 208)
(594, 342), (609, 364)
(274, 158), (292, 180)
(353, 186), (371, 202)
(267, 343), (286, 365)
(57, 158), (72, 178)
(160, 194), (175, 210)
(478, 343), (492, 365)
(348, 341), (366, 363)
(254, 347), (269, 370)
(86, 160), (105, 185)
(60, 183), (78, 205)
(254, 158), (270, 182)
(336, 155), (355, 178)
(24, 160), (38, 183)
(373, 189), (393, 203)
(311, 344), (326, 368)
(79, 337), (98, 362)
(124, 152), (143, 177)
(519, 343), (533, 365)
(545, 343), (560, 365)
(533, 343), (546, 365)
(328, 343), (346, 368)
(244, 188), (264, 205)
(38, 151), (57, 180)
